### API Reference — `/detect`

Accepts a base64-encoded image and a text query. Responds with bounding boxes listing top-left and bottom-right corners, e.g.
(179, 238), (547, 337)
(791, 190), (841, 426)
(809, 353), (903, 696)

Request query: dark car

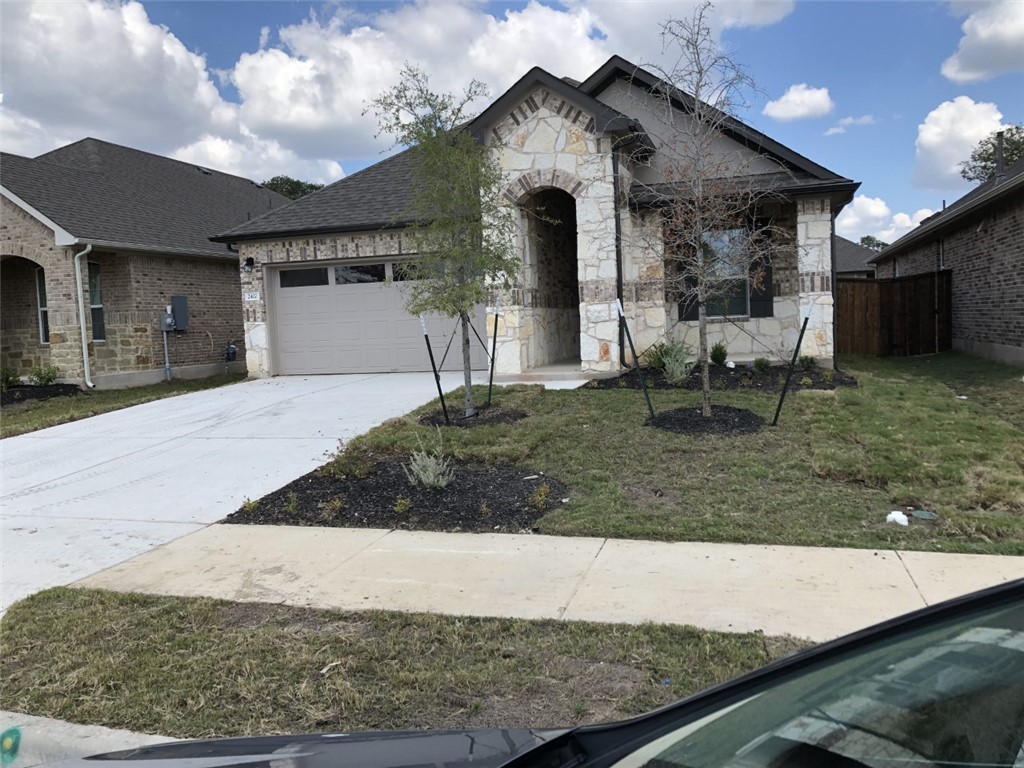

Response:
(59, 579), (1023, 768)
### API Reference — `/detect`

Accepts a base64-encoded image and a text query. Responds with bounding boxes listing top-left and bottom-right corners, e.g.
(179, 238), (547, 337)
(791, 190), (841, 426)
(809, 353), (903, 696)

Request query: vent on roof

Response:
(196, 167), (213, 175)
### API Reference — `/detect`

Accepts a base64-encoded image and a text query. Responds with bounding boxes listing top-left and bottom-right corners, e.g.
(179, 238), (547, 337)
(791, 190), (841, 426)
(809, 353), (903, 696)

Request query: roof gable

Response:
(834, 236), (877, 273)
(2, 138), (289, 258)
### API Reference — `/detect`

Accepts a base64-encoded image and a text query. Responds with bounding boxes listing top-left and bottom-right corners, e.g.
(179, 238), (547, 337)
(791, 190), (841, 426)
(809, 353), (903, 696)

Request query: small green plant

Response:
(1, 367), (20, 392)
(528, 481), (551, 511)
(27, 365), (59, 386)
(640, 342), (669, 370)
(320, 497), (344, 516)
(662, 341), (694, 387)
(798, 355), (818, 371)
(393, 496), (412, 515)
(821, 369), (834, 385)
(710, 341), (728, 366)
(283, 492), (299, 514)
(240, 497), (258, 513)
(480, 500), (491, 517)
(799, 376), (813, 387)
(403, 428), (454, 489)
(753, 357), (772, 374)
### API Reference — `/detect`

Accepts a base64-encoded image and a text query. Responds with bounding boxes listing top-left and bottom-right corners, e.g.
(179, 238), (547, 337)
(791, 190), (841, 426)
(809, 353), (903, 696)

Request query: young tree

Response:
(958, 125), (1024, 183)
(631, 2), (787, 417)
(261, 175), (325, 200)
(859, 235), (889, 252)
(366, 66), (519, 417)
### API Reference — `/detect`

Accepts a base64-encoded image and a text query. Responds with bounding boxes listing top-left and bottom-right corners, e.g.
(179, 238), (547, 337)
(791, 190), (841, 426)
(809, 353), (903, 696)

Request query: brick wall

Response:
(0, 256), (51, 373)
(875, 194), (1023, 354)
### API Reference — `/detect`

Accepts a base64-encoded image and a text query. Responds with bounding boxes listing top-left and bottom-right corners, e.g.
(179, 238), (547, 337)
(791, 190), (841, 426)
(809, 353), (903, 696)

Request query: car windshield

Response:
(612, 599), (1024, 768)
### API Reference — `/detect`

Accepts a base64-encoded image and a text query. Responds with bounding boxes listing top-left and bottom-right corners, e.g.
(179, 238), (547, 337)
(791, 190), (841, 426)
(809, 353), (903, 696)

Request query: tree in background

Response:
(859, 235), (889, 252)
(261, 176), (325, 200)
(958, 125), (1024, 183)
(366, 65), (519, 418)
(633, 2), (787, 417)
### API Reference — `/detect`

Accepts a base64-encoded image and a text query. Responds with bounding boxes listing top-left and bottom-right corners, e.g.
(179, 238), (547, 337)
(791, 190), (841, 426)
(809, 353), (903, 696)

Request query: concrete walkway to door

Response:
(1, 372), (586, 612)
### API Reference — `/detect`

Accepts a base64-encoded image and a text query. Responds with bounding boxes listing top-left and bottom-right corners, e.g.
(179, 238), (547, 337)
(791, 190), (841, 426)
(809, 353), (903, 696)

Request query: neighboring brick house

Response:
(835, 236), (877, 279)
(870, 157), (1024, 365)
(1, 139), (289, 387)
(213, 57), (858, 378)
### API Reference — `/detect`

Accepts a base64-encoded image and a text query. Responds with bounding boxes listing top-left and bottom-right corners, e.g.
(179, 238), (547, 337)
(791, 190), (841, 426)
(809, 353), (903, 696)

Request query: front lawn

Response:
(0, 588), (803, 739)
(232, 353), (1024, 555)
(0, 374), (246, 438)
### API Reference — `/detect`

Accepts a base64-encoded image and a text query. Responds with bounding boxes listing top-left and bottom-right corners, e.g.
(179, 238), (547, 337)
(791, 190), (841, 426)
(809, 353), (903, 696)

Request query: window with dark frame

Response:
(88, 262), (105, 341)
(676, 225), (774, 322)
(36, 268), (50, 344)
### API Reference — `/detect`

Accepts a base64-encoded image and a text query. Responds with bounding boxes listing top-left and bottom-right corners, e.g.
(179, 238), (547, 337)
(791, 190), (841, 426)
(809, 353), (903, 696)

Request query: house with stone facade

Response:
(1, 138), (289, 387)
(869, 156), (1024, 366)
(213, 57), (858, 378)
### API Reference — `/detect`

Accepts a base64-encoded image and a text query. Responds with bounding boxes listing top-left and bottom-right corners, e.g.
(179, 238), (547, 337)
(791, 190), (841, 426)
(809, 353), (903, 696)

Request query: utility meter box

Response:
(170, 295), (189, 331)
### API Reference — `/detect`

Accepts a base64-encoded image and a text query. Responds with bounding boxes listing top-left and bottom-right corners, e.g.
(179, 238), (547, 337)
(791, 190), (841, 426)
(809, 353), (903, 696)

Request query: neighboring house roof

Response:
(871, 156), (1024, 263)
(213, 57), (857, 244)
(834, 236), (878, 274)
(1, 138), (288, 259)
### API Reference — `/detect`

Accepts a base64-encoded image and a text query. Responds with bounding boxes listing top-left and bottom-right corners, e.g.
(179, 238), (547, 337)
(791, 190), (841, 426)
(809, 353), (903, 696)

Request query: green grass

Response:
(331, 352), (1024, 554)
(0, 588), (804, 739)
(0, 374), (246, 437)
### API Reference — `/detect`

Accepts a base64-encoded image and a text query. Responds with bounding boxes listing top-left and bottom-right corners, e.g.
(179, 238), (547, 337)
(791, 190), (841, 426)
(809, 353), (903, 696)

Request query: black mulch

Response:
(223, 457), (567, 534)
(1, 384), (82, 408)
(647, 405), (766, 436)
(586, 364), (856, 393)
(419, 404), (528, 428)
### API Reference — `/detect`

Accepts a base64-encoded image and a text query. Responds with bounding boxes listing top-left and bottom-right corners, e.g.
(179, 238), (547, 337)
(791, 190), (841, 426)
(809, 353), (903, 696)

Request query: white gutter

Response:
(73, 243), (96, 388)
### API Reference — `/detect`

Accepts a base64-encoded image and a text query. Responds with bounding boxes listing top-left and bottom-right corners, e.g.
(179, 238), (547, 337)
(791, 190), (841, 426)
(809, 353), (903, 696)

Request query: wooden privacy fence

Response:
(837, 271), (952, 356)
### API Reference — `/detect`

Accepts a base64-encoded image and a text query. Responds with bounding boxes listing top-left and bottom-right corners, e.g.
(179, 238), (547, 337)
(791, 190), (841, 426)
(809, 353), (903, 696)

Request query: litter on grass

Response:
(886, 511), (909, 526)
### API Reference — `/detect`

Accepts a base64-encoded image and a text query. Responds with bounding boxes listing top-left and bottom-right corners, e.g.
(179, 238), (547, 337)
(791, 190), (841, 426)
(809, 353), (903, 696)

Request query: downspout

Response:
(73, 243), (96, 388)
(611, 130), (642, 368)
(830, 208), (838, 371)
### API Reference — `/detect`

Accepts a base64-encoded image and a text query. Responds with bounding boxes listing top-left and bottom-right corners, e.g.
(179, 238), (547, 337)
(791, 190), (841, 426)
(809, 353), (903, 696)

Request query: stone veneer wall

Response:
(874, 193), (1023, 364)
(0, 256), (52, 374)
(795, 196), (835, 360)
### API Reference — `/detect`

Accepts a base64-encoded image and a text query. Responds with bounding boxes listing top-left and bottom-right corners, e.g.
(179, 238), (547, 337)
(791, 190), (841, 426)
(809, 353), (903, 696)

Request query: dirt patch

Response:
(1, 383), (81, 408)
(224, 457), (568, 534)
(586, 364), (856, 393)
(420, 404), (528, 428)
(647, 405), (766, 436)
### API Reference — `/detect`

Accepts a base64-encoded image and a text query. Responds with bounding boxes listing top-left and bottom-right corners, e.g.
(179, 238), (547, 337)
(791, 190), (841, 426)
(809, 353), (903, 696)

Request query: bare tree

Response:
(366, 65), (519, 418)
(627, 2), (789, 416)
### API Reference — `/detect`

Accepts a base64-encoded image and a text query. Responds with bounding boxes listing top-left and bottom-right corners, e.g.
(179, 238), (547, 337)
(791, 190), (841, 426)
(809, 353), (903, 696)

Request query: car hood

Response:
(51, 728), (570, 768)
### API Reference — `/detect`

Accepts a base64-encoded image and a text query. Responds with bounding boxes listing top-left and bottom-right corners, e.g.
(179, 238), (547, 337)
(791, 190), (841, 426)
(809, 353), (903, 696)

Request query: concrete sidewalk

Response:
(77, 525), (1023, 642)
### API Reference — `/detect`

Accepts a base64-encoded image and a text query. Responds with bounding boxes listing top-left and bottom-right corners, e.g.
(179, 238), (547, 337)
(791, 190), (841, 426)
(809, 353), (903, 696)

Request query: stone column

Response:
(795, 196), (834, 360)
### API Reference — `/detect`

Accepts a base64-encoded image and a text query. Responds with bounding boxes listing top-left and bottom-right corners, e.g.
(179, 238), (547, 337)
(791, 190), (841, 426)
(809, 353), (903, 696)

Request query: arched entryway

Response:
(0, 255), (52, 375)
(520, 187), (581, 368)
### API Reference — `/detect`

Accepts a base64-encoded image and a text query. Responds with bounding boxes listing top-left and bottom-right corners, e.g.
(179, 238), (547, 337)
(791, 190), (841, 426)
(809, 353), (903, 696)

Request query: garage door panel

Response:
(272, 266), (490, 375)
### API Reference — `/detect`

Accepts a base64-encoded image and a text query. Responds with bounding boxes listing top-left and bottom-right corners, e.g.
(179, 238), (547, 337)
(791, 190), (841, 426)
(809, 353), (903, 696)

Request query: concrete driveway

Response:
(0, 372), (507, 612)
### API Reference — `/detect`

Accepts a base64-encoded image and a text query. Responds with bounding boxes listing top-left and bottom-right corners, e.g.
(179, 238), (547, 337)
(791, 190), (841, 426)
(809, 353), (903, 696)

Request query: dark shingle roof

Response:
(1, 138), (289, 258)
(213, 149), (421, 242)
(834, 236), (877, 274)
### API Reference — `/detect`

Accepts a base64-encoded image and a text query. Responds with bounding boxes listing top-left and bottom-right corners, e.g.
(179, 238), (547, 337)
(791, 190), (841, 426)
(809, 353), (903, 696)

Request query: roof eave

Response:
(870, 174), (1024, 263)
(1, 185), (77, 246)
(76, 238), (240, 260)
(210, 220), (416, 244)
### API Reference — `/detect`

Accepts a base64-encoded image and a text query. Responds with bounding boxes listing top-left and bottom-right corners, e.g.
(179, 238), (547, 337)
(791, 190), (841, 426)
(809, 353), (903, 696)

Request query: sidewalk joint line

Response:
(894, 550), (928, 606)
(558, 538), (608, 619)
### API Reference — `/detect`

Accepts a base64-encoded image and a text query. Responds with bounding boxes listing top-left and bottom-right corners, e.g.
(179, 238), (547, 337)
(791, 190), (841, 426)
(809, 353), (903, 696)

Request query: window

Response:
(88, 262), (105, 341)
(334, 264), (385, 284)
(36, 268), (49, 344)
(279, 268), (328, 288)
(678, 227), (774, 322)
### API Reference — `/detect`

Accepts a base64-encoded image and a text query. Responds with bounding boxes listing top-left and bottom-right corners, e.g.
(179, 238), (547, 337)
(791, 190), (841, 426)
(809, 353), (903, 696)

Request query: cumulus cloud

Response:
(942, 0), (1024, 83)
(824, 115), (875, 136)
(836, 195), (935, 243)
(172, 130), (344, 185)
(914, 96), (1006, 189)
(762, 84), (834, 121)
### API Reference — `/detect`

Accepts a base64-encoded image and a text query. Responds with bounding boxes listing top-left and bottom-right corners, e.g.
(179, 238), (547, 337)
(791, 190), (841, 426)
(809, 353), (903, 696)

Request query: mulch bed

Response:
(1, 384), (81, 408)
(419, 404), (528, 428)
(224, 457), (567, 534)
(586, 364), (856, 393)
(647, 405), (766, 436)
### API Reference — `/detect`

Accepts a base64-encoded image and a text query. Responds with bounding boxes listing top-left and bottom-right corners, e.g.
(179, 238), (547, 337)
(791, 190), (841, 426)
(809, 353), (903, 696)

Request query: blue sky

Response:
(2, 0), (1022, 242)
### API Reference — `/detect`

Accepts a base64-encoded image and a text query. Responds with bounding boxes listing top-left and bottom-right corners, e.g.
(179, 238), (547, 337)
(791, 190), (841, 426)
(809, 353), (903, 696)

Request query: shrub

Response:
(753, 357), (772, 374)
(710, 341), (728, 366)
(662, 342), (694, 387)
(529, 482), (551, 511)
(798, 355), (818, 371)
(799, 376), (813, 387)
(641, 342), (669, 370)
(1, 368), (20, 392)
(403, 428), (454, 489)
(821, 369), (835, 385)
(393, 496), (412, 515)
(27, 365), (60, 386)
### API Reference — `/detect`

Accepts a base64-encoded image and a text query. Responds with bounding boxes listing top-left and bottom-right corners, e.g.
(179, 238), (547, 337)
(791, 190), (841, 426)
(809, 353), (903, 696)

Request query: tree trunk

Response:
(460, 310), (476, 418)
(698, 302), (711, 417)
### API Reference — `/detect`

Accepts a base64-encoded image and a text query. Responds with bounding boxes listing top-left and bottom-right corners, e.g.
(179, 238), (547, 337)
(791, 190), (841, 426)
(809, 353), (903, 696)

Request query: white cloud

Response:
(259, 26), (270, 49)
(824, 115), (875, 136)
(914, 96), (1006, 189)
(762, 84), (834, 121)
(942, 0), (1024, 83)
(836, 195), (935, 243)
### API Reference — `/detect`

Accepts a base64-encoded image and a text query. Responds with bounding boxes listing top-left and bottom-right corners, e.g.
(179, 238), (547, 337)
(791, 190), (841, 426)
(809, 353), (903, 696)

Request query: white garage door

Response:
(272, 262), (490, 375)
